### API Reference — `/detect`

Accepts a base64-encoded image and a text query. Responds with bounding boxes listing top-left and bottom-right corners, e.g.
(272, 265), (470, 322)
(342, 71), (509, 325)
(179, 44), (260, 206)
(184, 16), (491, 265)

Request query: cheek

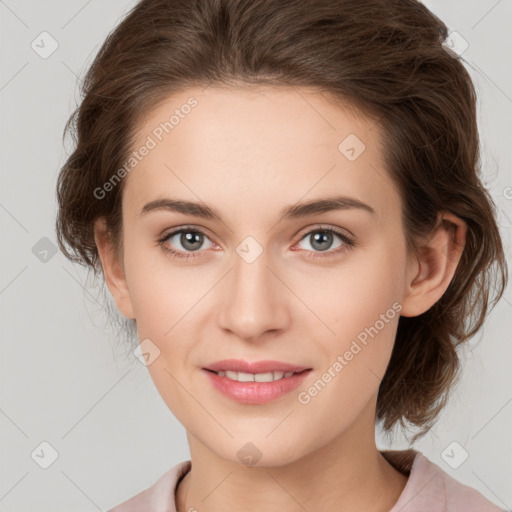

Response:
(122, 237), (194, 327)
(305, 242), (404, 334)
(122, 238), (205, 374)
(145, 356), (185, 407)
(304, 239), (405, 393)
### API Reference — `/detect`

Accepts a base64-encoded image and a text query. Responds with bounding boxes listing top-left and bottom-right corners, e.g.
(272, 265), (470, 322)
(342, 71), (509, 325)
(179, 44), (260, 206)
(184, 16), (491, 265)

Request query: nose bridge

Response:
(217, 240), (288, 339)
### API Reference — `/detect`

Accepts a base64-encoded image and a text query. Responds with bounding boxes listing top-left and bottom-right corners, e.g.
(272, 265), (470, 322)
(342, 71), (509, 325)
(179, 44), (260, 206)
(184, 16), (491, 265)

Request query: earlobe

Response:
(400, 212), (467, 318)
(93, 217), (136, 320)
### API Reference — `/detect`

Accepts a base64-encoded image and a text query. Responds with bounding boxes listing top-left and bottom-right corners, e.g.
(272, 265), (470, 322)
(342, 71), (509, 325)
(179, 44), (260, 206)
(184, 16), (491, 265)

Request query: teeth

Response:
(217, 370), (296, 382)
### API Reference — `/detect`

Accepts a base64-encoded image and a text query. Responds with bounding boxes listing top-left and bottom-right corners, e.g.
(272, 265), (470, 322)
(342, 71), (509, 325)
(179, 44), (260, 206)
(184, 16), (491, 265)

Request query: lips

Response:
(203, 365), (312, 404)
(203, 359), (311, 374)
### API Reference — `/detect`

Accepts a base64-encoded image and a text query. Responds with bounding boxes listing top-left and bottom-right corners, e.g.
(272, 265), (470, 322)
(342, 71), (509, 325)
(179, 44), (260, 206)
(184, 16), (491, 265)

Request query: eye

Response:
(158, 225), (357, 261)
(293, 226), (356, 259)
(158, 226), (215, 260)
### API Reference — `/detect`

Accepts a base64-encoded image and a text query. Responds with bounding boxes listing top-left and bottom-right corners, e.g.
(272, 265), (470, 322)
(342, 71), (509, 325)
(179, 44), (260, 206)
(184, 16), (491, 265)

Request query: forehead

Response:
(124, 85), (400, 225)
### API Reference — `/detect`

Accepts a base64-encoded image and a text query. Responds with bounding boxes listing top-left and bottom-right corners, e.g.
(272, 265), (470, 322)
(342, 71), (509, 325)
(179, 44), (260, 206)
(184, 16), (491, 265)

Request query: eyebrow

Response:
(138, 195), (376, 221)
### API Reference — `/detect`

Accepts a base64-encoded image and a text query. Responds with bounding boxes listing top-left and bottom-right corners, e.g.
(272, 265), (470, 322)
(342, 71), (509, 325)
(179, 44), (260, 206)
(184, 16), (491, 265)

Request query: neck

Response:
(176, 403), (408, 512)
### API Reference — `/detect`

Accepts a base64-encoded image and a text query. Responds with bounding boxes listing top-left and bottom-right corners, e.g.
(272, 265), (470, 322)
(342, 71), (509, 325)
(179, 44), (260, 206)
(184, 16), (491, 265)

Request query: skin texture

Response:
(94, 85), (467, 512)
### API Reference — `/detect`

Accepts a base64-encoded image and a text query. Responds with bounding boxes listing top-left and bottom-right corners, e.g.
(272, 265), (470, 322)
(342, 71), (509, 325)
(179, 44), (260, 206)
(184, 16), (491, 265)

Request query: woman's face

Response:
(114, 85), (417, 465)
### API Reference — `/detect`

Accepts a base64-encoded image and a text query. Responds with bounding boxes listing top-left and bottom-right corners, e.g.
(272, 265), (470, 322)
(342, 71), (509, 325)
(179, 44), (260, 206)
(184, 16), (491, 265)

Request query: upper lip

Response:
(204, 359), (311, 374)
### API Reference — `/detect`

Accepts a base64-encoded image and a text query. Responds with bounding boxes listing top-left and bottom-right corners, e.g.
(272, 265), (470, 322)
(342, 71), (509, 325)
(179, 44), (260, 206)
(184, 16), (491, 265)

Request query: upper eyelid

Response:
(162, 225), (216, 244)
(295, 224), (353, 239)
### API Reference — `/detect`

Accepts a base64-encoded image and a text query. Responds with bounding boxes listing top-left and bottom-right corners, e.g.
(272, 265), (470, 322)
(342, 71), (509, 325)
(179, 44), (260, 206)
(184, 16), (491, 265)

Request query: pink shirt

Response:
(107, 449), (507, 512)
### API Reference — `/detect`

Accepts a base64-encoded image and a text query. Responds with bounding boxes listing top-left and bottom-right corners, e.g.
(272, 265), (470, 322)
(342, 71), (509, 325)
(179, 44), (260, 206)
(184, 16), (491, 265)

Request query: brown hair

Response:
(55, 0), (508, 443)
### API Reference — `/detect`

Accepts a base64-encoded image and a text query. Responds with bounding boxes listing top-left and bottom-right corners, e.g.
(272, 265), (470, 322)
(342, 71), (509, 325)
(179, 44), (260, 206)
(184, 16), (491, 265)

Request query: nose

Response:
(217, 247), (290, 342)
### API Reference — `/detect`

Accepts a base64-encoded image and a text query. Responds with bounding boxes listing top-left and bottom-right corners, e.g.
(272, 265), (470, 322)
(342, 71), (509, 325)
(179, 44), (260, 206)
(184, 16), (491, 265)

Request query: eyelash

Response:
(158, 225), (357, 261)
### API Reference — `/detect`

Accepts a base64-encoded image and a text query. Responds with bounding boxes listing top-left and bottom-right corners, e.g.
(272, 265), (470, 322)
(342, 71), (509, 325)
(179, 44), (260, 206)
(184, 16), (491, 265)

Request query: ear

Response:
(400, 211), (467, 318)
(94, 217), (135, 320)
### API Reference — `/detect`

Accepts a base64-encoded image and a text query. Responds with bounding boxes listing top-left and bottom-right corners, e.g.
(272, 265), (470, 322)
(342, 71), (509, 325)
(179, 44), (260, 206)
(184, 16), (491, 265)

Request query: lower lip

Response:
(202, 369), (312, 404)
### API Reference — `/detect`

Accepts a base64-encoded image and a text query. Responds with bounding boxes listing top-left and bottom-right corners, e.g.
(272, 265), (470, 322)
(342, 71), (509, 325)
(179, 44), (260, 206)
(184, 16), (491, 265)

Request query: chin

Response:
(222, 439), (306, 469)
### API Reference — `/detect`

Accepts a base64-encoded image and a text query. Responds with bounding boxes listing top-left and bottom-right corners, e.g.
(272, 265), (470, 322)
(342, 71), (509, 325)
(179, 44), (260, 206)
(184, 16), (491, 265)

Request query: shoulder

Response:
(383, 449), (506, 512)
(106, 460), (191, 512)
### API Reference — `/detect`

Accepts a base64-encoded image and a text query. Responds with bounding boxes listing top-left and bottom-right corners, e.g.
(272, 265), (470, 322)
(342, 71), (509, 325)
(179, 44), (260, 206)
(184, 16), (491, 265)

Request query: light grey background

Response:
(1, 1), (511, 510)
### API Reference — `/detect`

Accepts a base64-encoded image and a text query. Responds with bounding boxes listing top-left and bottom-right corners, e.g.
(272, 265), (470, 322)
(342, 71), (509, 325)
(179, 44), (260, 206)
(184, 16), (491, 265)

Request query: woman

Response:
(55, 0), (508, 510)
